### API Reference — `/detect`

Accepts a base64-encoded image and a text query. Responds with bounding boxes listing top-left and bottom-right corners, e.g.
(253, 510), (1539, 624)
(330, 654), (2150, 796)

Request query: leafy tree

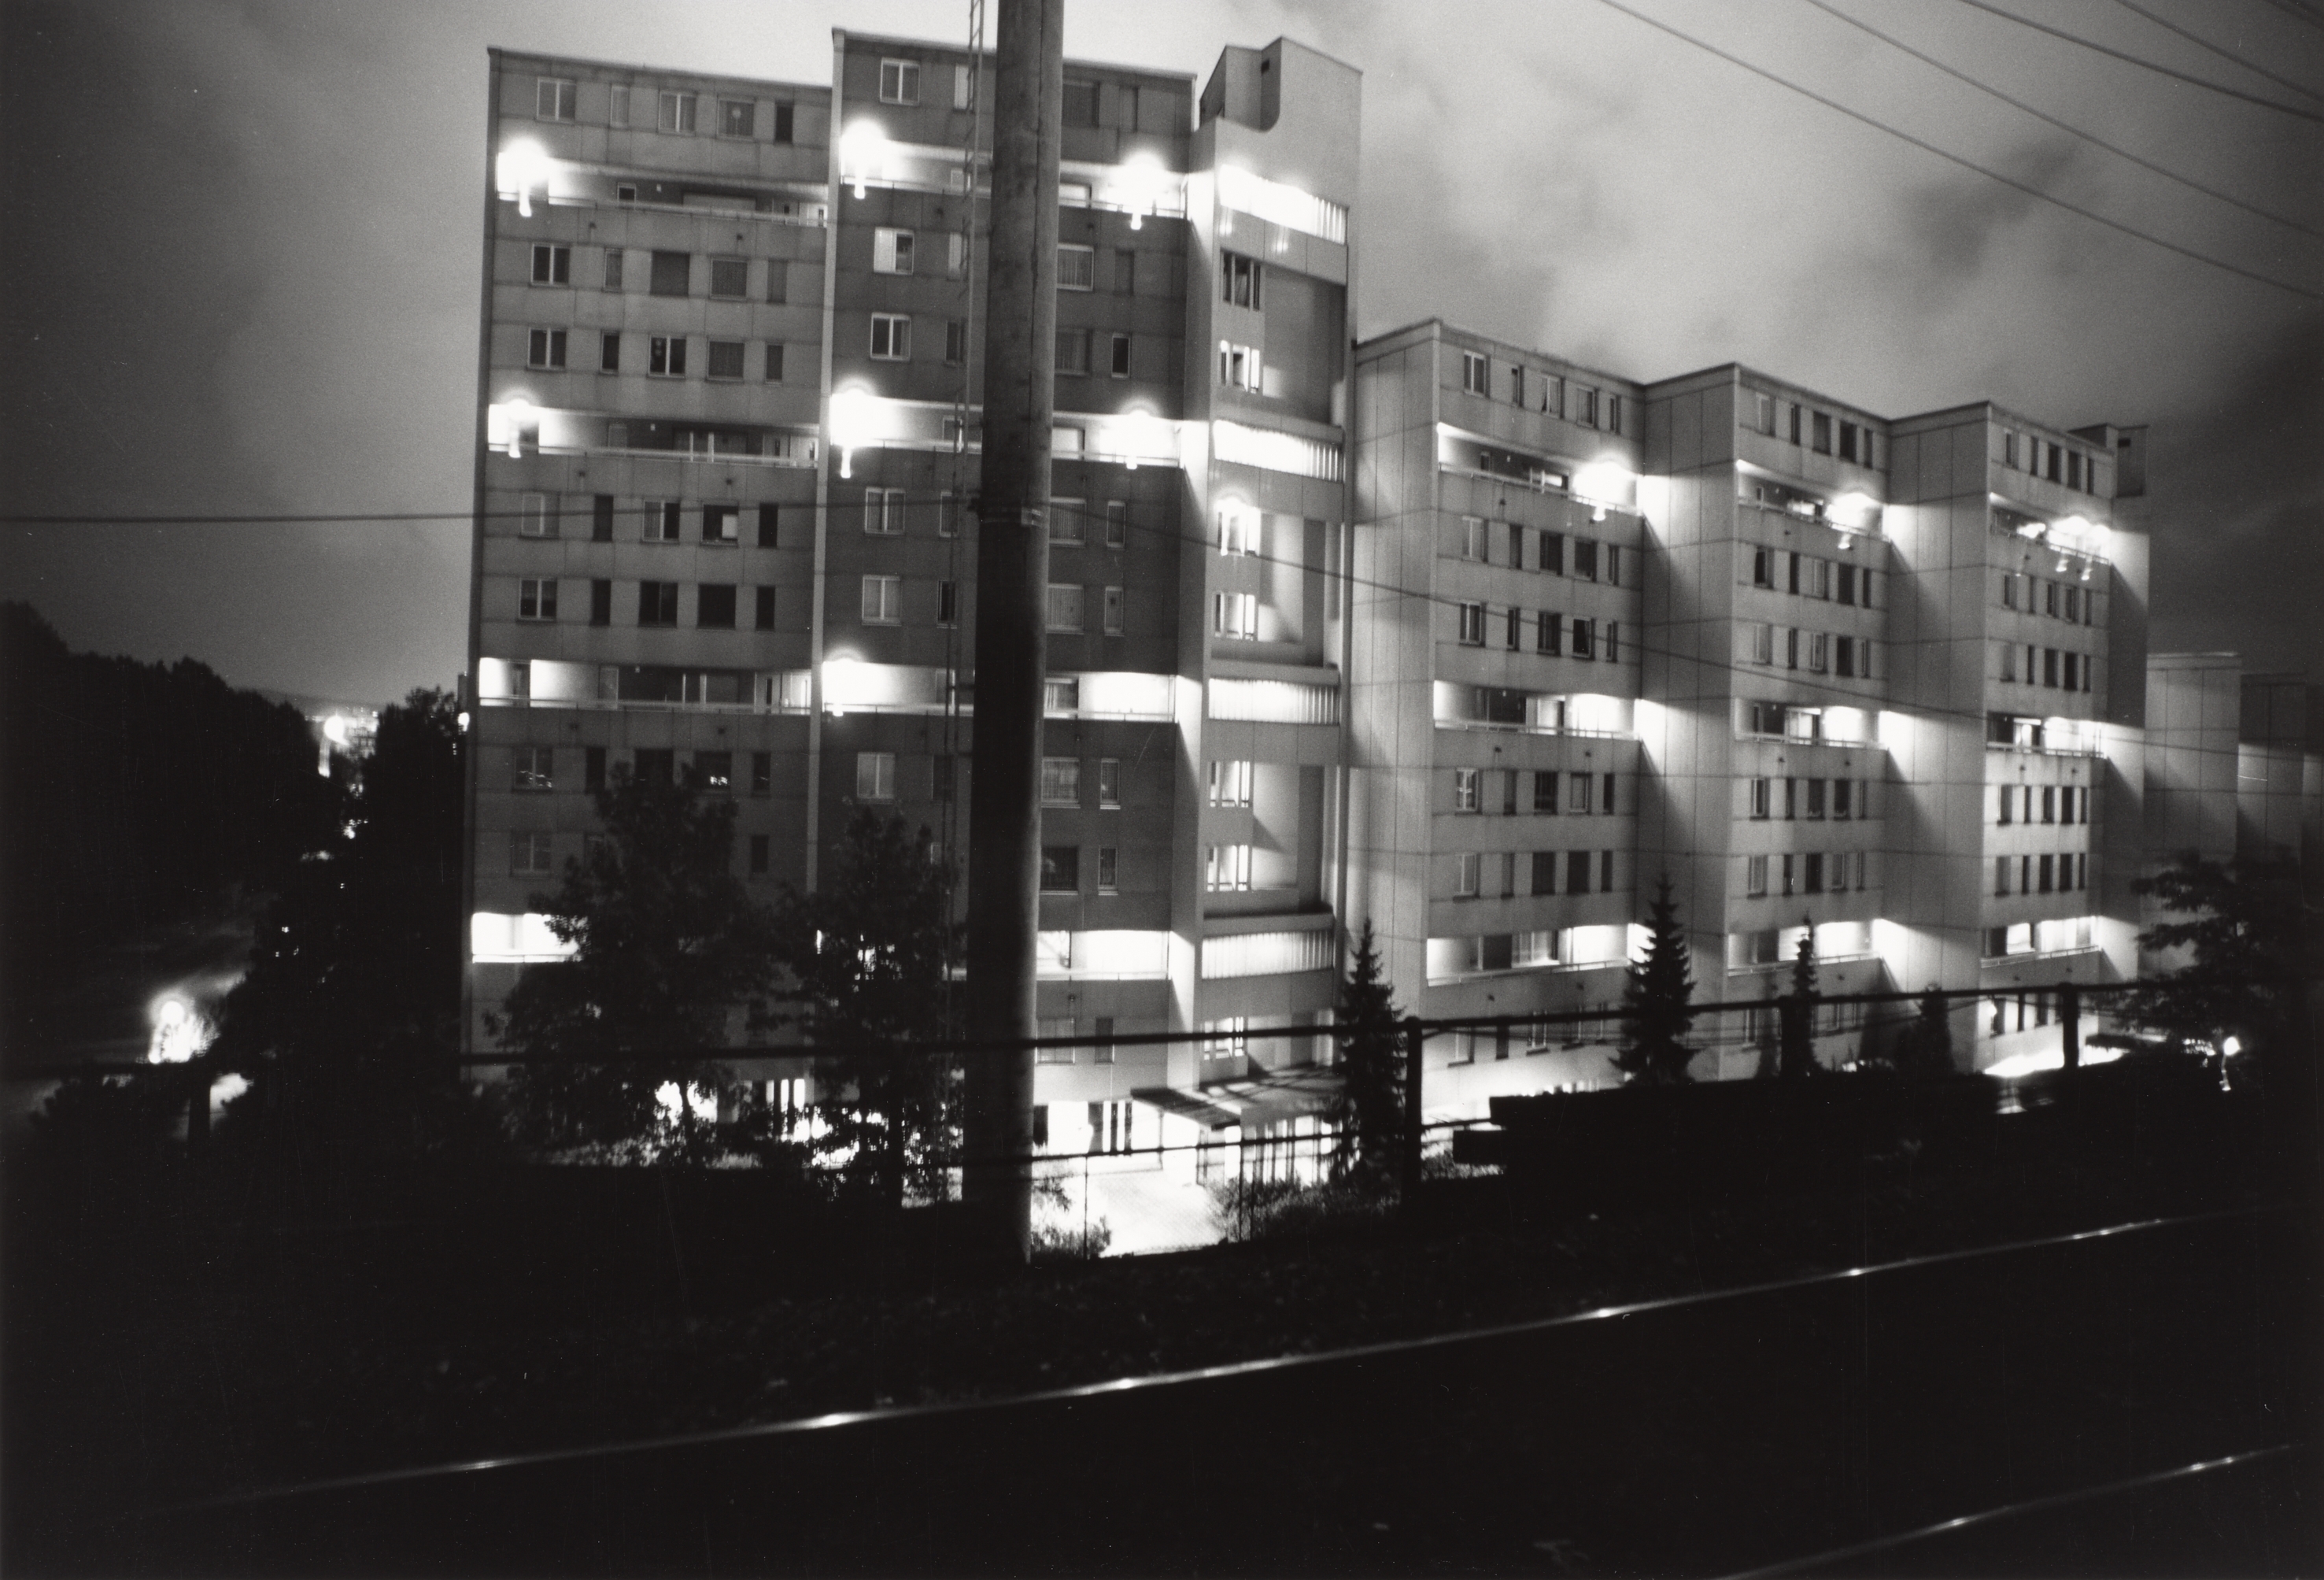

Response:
(2126, 854), (2304, 1054)
(496, 769), (775, 1160)
(766, 809), (960, 1206)
(220, 690), (473, 1158)
(1328, 919), (1406, 1180)
(1613, 875), (1698, 1085)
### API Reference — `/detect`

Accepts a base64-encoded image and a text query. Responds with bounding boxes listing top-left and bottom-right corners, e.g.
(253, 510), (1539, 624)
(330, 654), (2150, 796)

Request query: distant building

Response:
(464, 30), (2311, 1173)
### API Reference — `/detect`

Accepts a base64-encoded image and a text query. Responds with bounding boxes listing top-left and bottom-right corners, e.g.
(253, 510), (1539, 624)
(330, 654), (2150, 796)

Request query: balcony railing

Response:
(526, 192), (826, 229)
(1985, 739), (2103, 760)
(1434, 717), (1631, 742)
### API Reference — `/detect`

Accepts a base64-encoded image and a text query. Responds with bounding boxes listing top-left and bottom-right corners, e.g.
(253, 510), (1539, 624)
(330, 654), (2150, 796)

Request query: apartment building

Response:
(1352, 321), (2159, 1093)
(467, 34), (1362, 1168)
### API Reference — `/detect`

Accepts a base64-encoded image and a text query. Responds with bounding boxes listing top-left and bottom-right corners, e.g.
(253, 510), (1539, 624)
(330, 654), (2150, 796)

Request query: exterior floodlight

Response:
(841, 122), (887, 199)
(2222, 1035), (2241, 1057)
(497, 142), (551, 216)
(828, 387), (878, 478)
(1574, 460), (1635, 508)
(501, 398), (535, 458)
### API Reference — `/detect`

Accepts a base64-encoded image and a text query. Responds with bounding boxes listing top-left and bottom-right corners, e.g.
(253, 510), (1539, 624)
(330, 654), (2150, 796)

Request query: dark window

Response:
(751, 752), (772, 794)
(1838, 421), (1858, 463)
(638, 581), (678, 625)
(1062, 78), (1099, 127)
(698, 584), (737, 628)
(764, 342), (784, 381)
(756, 504), (781, 547)
(1114, 248), (1137, 294)
(709, 257), (748, 298)
(1532, 851), (1557, 894)
(707, 340), (745, 379)
(702, 505), (737, 543)
(1537, 610), (1561, 655)
(1572, 539), (1599, 581)
(1221, 251), (1262, 309)
(1539, 532), (1565, 575)
(1505, 606), (1522, 650)
(1836, 564), (1857, 605)
(1567, 849), (1592, 894)
(1812, 412), (1832, 453)
(600, 331), (621, 372)
(1805, 853), (1824, 894)
(767, 261), (787, 303)
(1535, 771), (1559, 813)
(773, 103), (795, 142)
(649, 250), (690, 297)
(592, 494), (615, 541)
(1602, 773), (1616, 813)
(1753, 546), (1774, 588)
(1571, 617), (1594, 659)
(755, 586), (776, 629)
(530, 243), (570, 284)
(585, 746), (607, 791)
(648, 335), (687, 376)
(2044, 647), (2060, 687)
(589, 579), (612, 626)
(1040, 846), (1081, 893)
(1110, 332), (1132, 377)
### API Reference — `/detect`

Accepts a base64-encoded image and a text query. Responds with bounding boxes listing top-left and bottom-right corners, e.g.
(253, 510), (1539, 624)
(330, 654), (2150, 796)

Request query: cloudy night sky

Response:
(3, 0), (2318, 705)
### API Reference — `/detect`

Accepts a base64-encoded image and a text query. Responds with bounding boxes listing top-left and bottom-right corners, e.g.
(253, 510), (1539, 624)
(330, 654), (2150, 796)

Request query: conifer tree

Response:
(1779, 915), (1820, 1079)
(1614, 875), (1698, 1085)
(1329, 920), (1406, 1180)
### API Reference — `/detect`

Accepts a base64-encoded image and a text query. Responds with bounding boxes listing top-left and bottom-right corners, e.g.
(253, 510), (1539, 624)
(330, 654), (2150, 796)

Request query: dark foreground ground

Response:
(6, 1073), (2317, 1575)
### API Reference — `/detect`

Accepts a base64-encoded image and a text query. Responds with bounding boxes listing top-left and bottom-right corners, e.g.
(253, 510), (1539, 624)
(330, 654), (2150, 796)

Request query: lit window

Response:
(530, 244), (571, 285)
(1212, 591), (1257, 640)
(1206, 843), (1253, 893)
(860, 574), (900, 624)
(658, 91), (696, 133)
(1057, 244), (1095, 290)
(1045, 583), (1084, 633)
(874, 228), (915, 276)
(536, 78), (575, 120)
(870, 313), (911, 360)
(1208, 759), (1252, 809)
(1222, 252), (1262, 309)
(518, 578), (558, 621)
(855, 752), (896, 802)
(878, 58), (921, 105)
(1217, 342), (1261, 390)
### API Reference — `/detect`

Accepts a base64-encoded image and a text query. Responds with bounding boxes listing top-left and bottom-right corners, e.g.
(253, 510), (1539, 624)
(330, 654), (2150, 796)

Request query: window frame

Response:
(878, 58), (922, 105)
(535, 77), (576, 121)
(869, 313), (912, 361)
(860, 573), (901, 625)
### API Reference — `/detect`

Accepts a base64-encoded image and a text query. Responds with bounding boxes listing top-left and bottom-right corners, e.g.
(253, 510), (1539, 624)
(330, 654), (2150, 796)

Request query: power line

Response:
(1948, 0), (2324, 120)
(2252, 0), (2324, 35)
(1588, 0), (2324, 302)
(2108, 0), (2324, 104)
(1799, 0), (2324, 238)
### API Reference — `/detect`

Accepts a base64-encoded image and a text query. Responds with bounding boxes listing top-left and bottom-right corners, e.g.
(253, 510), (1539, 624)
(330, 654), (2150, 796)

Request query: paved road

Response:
(72, 1205), (2311, 1577)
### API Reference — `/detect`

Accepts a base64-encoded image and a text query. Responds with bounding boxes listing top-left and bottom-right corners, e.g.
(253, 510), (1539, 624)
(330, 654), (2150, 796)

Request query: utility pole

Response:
(962, 0), (1062, 1265)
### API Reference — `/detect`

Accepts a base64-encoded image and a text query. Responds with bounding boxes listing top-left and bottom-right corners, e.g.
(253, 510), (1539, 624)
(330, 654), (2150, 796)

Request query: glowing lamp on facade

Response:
(1830, 490), (1881, 544)
(497, 141), (551, 216)
(499, 398), (535, 458)
(1573, 460), (1636, 511)
(1112, 150), (1168, 231)
(841, 121), (888, 199)
(827, 387), (877, 478)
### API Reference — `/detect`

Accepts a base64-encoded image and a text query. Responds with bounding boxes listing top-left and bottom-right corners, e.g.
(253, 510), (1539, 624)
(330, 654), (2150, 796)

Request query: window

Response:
(1209, 759), (1253, 808)
(1060, 76), (1099, 128)
(1217, 342), (1260, 390)
(512, 746), (554, 793)
(1805, 779), (1827, 820)
(697, 584), (736, 628)
(637, 581), (678, 625)
(2038, 853), (2055, 894)
(1753, 392), (1775, 435)
(754, 586), (777, 630)
(1098, 759), (1121, 808)
(1572, 539), (1599, 582)
(1222, 251), (1262, 309)
(1602, 773), (1618, 814)
(1040, 757), (1081, 806)
(2043, 647), (2060, 688)
(701, 258), (748, 302)
(863, 487), (903, 535)
(1453, 768), (1480, 812)
(1537, 611), (1561, 656)
(1044, 677), (1080, 714)
(1571, 618), (1595, 660)
(516, 491), (554, 538)
(1811, 412), (1832, 453)
(1995, 856), (2012, 897)
(648, 335), (687, 376)
(1567, 849), (1592, 894)
(530, 243), (571, 285)
(690, 751), (733, 794)
(1534, 771), (1560, 814)
(536, 77), (575, 120)
(1807, 631), (1829, 674)
(1103, 586), (1124, 635)
(1568, 774), (1594, 814)
(873, 228), (915, 276)
(1505, 607), (1523, 650)
(1213, 591), (1258, 640)
(600, 331), (621, 372)
(944, 320), (968, 366)
(1572, 387), (1598, 427)
(1057, 243), (1095, 290)
(1746, 854), (1768, 897)
(878, 58), (921, 105)
(1104, 500), (1128, 548)
(645, 501), (682, 542)
(634, 749), (674, 786)
(511, 831), (554, 875)
(1750, 778), (1772, 819)
(1218, 507), (1259, 557)
(860, 575), (899, 624)
(1206, 843), (1253, 893)
(1056, 328), (1092, 375)
(763, 342), (785, 382)
(856, 752), (896, 802)
(1753, 546), (1775, 589)
(1460, 515), (1486, 561)
(591, 579), (613, 626)
(1046, 583), (1084, 633)
(937, 581), (957, 627)
(526, 327), (567, 369)
(1096, 847), (1118, 894)
(1460, 351), (1488, 394)
(870, 313), (911, 360)
(515, 576), (560, 622)
(648, 250), (689, 297)
(1454, 852), (1482, 897)
(657, 91), (697, 132)
(1458, 602), (1487, 646)
(706, 340), (744, 380)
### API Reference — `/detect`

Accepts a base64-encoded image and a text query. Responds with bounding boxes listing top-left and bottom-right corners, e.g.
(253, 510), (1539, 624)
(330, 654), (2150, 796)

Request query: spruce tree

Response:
(1613, 875), (1698, 1085)
(1779, 915), (1820, 1079)
(1329, 920), (1406, 1181)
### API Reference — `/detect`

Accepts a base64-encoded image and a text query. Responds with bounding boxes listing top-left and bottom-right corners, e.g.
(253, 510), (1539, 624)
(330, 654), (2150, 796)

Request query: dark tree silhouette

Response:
(496, 769), (774, 1160)
(1328, 919), (1406, 1179)
(2127, 853), (2304, 1054)
(1779, 915), (1821, 1079)
(1614, 875), (1698, 1085)
(766, 809), (961, 1206)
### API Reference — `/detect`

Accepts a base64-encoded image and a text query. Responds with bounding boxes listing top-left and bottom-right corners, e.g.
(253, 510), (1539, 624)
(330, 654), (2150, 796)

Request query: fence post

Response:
(2060, 980), (2080, 1071)
(1400, 1015), (1424, 1206)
